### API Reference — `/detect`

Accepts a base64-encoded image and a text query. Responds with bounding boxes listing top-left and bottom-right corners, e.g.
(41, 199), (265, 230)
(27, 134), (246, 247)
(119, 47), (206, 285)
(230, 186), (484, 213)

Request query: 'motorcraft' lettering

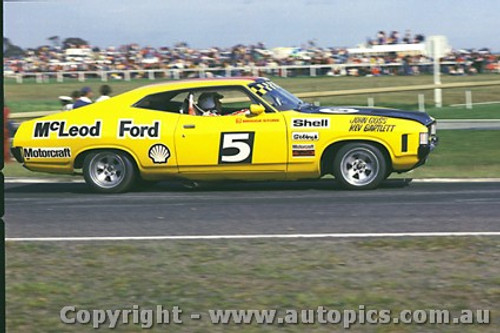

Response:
(33, 121), (101, 138)
(118, 120), (160, 138)
(23, 147), (71, 159)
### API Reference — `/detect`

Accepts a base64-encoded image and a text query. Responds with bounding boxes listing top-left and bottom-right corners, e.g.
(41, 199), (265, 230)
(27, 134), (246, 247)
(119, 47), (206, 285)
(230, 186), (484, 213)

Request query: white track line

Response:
(411, 178), (500, 183)
(5, 232), (500, 242)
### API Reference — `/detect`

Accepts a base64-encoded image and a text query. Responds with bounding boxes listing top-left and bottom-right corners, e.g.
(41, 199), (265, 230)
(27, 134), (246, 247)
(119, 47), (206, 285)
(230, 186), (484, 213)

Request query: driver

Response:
(197, 92), (251, 116)
(197, 92), (223, 116)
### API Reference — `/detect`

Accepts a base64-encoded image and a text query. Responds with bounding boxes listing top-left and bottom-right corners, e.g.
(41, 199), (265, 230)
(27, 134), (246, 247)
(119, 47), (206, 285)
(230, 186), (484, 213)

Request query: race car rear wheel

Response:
(333, 143), (387, 190)
(83, 150), (136, 193)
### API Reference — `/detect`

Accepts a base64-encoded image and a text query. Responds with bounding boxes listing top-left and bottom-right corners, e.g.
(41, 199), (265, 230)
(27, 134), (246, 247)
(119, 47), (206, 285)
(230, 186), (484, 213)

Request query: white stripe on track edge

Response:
(6, 232), (500, 242)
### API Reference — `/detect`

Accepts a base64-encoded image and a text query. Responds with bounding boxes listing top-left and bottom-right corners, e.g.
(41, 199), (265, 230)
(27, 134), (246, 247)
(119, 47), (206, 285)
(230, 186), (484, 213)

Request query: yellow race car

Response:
(11, 77), (437, 192)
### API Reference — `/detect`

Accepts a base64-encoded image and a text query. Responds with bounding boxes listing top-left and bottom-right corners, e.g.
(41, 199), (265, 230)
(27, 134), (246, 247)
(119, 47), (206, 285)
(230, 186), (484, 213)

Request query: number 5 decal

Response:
(219, 132), (255, 164)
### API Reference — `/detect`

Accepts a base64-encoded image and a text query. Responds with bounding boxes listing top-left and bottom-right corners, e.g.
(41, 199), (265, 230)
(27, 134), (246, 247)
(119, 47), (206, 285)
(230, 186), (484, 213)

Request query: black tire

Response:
(83, 150), (137, 193)
(333, 143), (387, 190)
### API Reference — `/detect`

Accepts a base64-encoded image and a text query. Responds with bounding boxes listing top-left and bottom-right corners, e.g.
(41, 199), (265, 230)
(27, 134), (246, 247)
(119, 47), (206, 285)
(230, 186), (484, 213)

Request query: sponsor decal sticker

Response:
(148, 144), (170, 164)
(23, 147), (71, 159)
(292, 144), (315, 157)
(292, 118), (330, 128)
(348, 116), (396, 132)
(118, 120), (160, 139)
(249, 81), (279, 96)
(292, 132), (319, 141)
(33, 120), (101, 139)
(235, 118), (279, 124)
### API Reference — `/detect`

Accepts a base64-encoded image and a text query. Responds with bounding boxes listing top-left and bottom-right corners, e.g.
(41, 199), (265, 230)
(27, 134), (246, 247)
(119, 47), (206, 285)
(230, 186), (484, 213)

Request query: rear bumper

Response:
(10, 146), (24, 163)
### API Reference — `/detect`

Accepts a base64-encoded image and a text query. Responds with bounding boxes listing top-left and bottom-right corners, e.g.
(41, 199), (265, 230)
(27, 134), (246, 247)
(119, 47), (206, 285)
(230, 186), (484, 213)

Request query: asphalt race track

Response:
(4, 179), (500, 238)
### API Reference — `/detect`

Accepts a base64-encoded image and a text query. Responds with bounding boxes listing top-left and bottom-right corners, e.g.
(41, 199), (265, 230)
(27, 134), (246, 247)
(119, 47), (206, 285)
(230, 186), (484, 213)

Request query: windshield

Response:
(249, 81), (304, 111)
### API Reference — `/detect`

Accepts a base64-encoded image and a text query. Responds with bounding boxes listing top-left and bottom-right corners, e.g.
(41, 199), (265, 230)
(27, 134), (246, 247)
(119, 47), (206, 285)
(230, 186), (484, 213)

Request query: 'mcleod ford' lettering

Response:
(33, 121), (101, 138)
(118, 120), (160, 139)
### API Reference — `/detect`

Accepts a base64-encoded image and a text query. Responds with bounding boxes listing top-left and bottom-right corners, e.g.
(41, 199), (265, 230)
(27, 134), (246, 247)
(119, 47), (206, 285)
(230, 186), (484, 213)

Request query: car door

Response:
(174, 86), (287, 175)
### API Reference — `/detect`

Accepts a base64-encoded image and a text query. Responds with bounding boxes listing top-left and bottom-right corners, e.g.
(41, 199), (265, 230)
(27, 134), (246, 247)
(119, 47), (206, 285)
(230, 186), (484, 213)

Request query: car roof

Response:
(111, 77), (270, 104)
(139, 76), (263, 90)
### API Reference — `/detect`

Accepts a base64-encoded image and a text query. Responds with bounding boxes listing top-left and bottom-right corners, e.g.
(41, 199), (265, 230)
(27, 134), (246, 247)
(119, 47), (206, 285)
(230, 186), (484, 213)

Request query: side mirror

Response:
(249, 104), (265, 115)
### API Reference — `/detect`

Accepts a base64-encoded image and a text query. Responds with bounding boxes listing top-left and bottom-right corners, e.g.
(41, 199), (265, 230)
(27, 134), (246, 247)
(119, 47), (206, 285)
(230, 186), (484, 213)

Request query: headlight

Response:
(430, 123), (437, 135)
(419, 132), (429, 145)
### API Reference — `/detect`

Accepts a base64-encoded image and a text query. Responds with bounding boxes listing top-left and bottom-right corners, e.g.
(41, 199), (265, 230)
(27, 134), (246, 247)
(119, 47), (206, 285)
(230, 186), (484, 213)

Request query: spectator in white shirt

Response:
(96, 85), (112, 102)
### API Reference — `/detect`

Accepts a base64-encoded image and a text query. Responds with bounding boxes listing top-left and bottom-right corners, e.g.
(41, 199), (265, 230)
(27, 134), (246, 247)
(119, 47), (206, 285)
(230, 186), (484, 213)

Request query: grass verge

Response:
(6, 237), (500, 332)
(5, 74), (500, 117)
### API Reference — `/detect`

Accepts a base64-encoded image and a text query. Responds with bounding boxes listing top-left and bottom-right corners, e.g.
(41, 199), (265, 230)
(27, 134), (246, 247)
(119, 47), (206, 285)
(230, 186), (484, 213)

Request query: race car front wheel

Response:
(83, 150), (136, 193)
(333, 143), (387, 190)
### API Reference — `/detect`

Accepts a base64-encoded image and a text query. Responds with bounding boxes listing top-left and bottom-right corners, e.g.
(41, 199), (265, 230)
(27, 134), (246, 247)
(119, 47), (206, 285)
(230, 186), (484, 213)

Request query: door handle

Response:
(183, 124), (195, 129)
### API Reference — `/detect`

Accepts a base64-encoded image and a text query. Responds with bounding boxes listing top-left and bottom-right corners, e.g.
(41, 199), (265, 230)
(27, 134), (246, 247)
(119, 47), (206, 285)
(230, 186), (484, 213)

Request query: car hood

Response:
(298, 105), (435, 126)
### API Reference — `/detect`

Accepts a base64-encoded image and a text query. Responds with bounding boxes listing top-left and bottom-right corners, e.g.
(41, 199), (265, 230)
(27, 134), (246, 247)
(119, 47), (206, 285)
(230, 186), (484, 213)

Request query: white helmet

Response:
(198, 92), (223, 112)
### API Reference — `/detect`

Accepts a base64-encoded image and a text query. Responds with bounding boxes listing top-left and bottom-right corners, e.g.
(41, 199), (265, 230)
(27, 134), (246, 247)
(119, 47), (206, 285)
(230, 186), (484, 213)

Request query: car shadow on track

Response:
(4, 178), (413, 194)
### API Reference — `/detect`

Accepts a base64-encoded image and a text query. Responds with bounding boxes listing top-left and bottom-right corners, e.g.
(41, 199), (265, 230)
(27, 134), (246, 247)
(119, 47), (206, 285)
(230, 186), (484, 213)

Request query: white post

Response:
(57, 72), (63, 83)
(148, 70), (155, 80)
(36, 73), (43, 83)
(124, 71), (131, 81)
(310, 66), (316, 77)
(252, 66), (259, 77)
(280, 66), (287, 78)
(16, 73), (23, 84)
(174, 69), (180, 80)
(465, 90), (473, 109)
(367, 97), (374, 107)
(432, 38), (442, 108)
(78, 72), (85, 82)
(101, 71), (107, 82)
(418, 94), (425, 112)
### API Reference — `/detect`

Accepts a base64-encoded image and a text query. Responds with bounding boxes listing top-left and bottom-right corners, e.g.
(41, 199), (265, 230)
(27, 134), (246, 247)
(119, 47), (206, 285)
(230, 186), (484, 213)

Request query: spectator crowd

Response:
(3, 31), (499, 79)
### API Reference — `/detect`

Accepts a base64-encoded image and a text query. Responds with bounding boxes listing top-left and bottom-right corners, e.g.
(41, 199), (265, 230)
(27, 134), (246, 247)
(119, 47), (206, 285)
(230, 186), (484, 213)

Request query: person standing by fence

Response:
(73, 86), (93, 109)
(96, 85), (112, 102)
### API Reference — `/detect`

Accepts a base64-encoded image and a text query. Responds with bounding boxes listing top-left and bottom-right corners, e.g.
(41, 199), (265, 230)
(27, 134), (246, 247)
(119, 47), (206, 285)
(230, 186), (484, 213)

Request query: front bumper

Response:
(415, 135), (438, 168)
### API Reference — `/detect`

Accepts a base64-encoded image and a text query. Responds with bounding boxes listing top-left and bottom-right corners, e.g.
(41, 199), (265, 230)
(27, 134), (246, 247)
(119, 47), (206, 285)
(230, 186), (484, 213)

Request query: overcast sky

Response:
(4, 0), (499, 51)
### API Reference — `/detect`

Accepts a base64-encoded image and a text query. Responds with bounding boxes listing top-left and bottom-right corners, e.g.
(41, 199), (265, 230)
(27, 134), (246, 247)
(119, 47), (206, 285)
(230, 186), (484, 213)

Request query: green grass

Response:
(6, 237), (500, 332)
(4, 130), (500, 178)
(5, 74), (500, 118)
(426, 104), (500, 119)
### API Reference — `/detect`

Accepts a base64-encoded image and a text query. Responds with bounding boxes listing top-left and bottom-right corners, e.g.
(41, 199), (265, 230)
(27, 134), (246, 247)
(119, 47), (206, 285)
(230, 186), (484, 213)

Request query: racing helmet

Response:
(198, 92), (223, 111)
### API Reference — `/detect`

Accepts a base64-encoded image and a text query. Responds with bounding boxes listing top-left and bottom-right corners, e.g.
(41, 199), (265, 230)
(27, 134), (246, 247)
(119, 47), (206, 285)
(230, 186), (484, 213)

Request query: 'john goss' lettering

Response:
(33, 121), (101, 138)
(118, 120), (160, 138)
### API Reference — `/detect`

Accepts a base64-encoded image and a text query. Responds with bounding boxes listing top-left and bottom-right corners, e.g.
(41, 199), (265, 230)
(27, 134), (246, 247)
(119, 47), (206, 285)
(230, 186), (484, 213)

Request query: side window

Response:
(133, 91), (189, 113)
(132, 86), (272, 116)
(189, 87), (266, 116)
